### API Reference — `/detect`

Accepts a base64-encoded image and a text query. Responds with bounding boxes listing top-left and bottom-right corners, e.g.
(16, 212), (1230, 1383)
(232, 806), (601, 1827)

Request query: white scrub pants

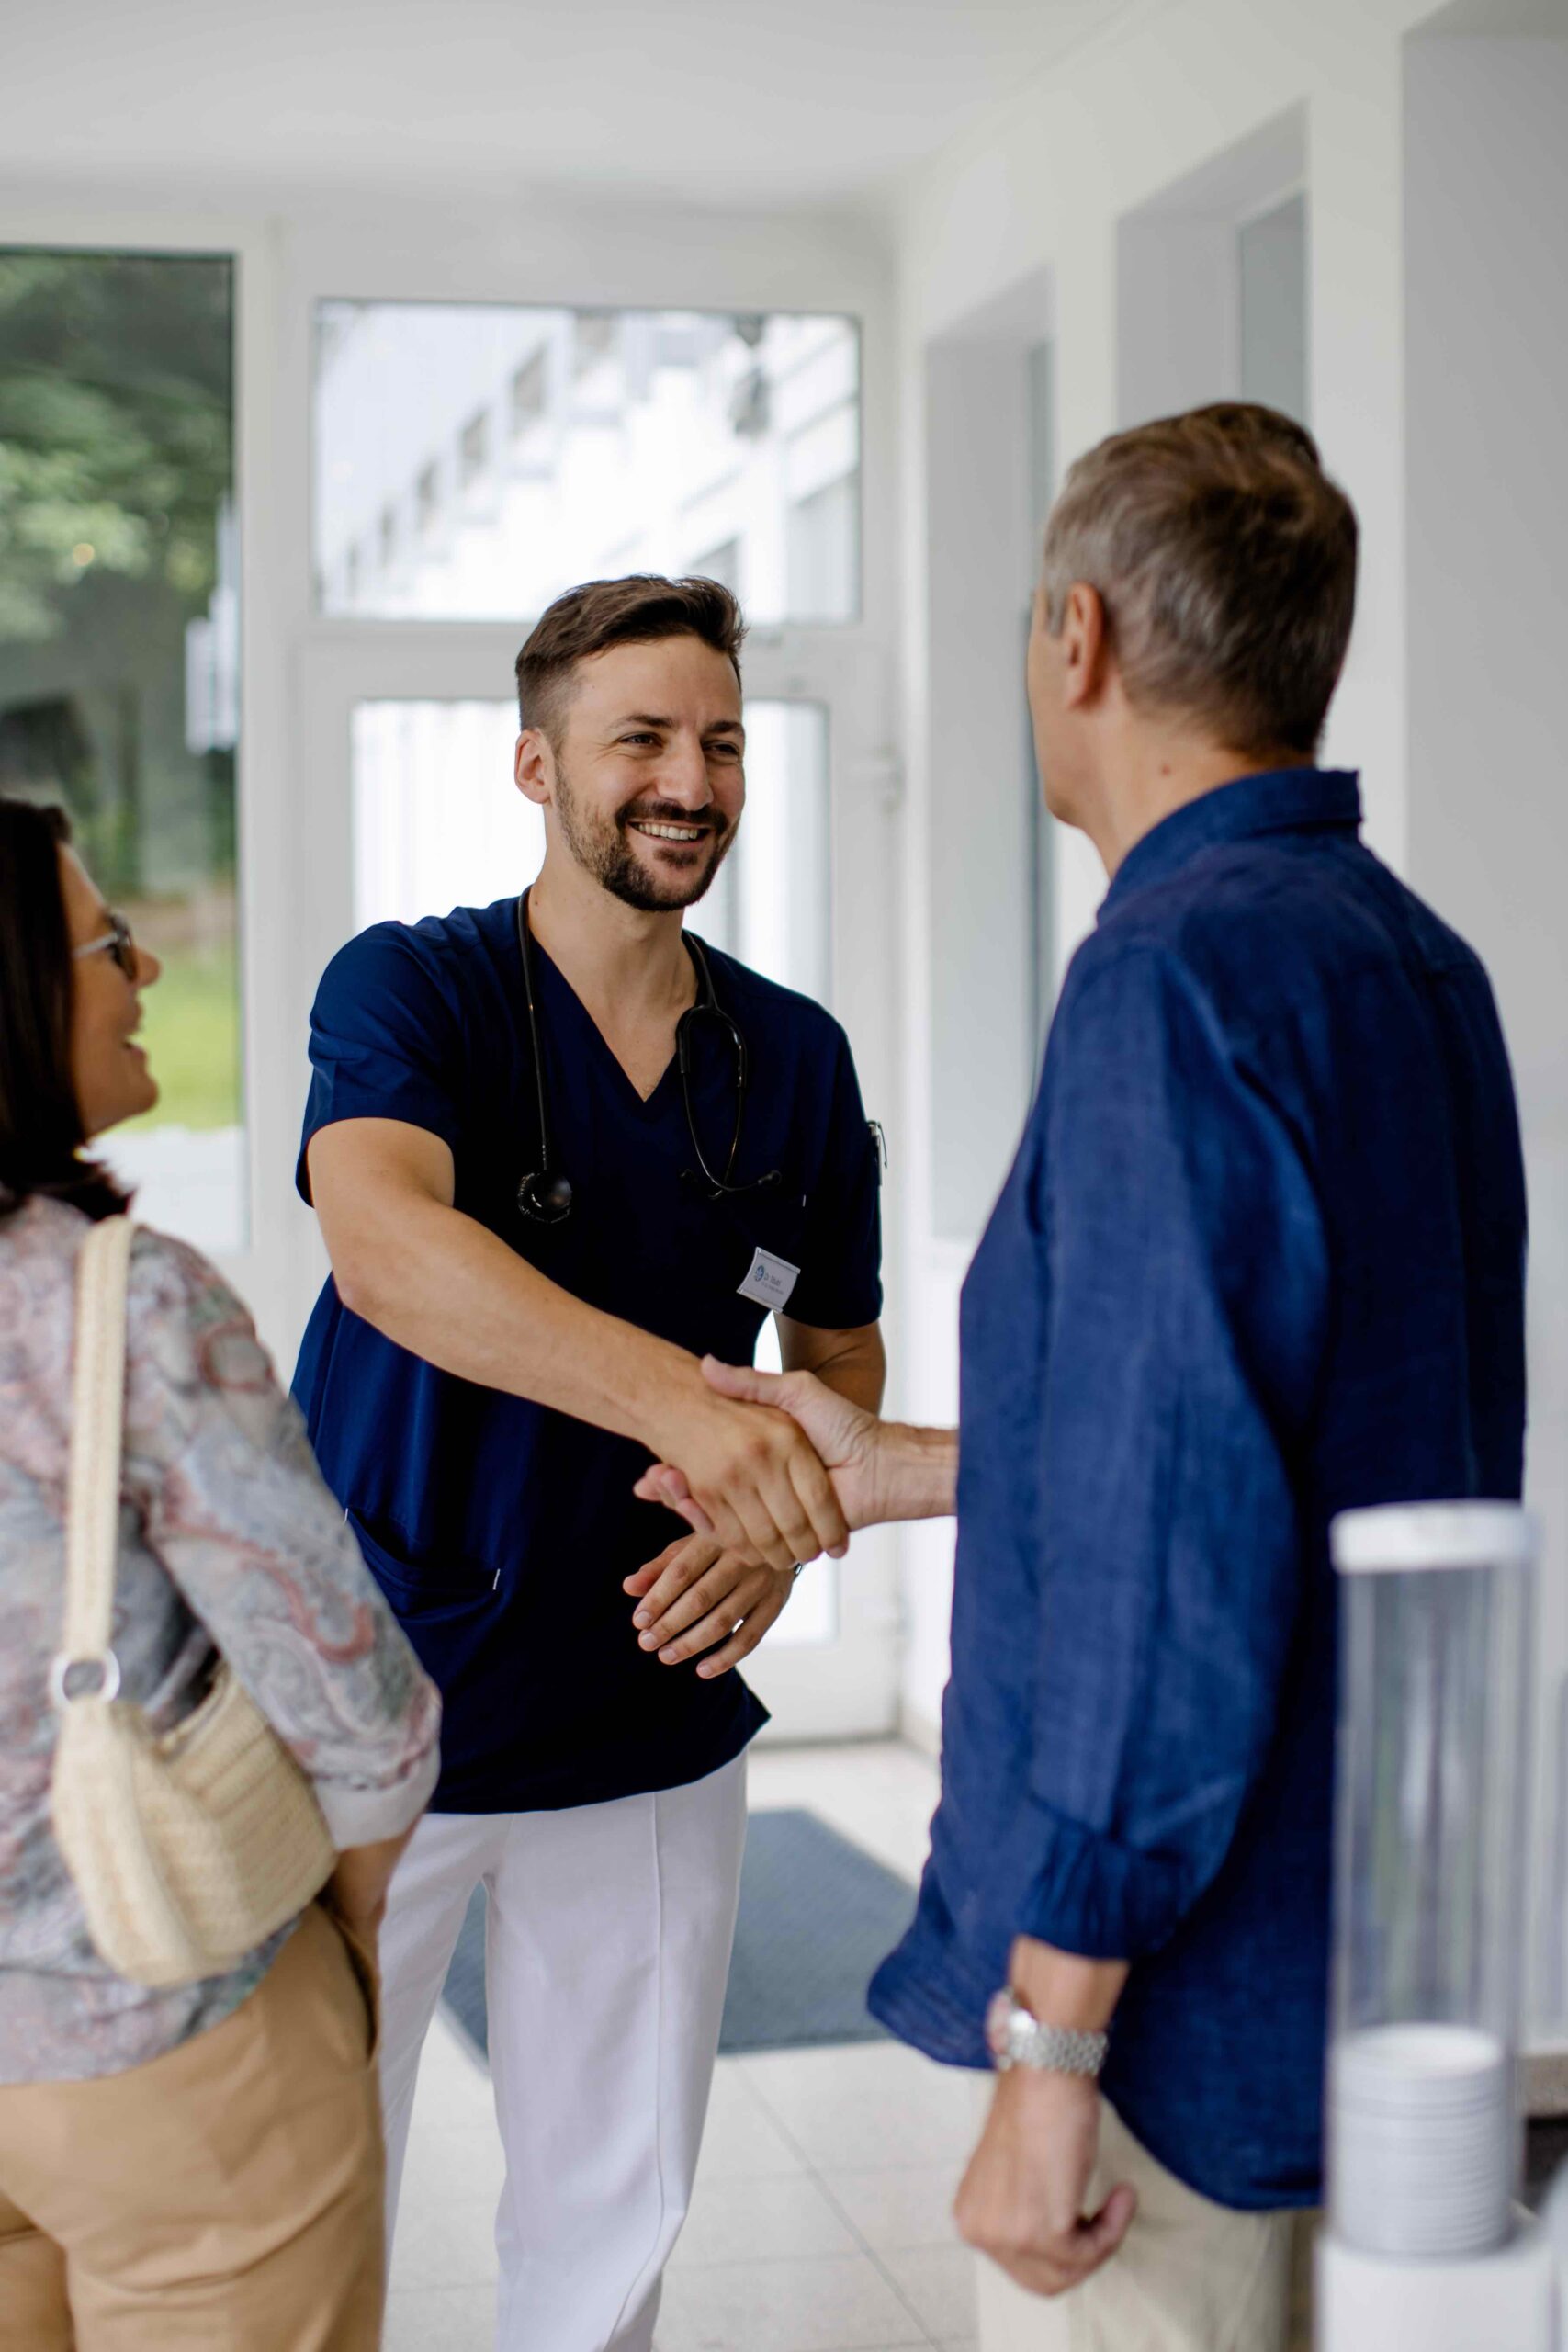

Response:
(378, 1754), (749, 2352)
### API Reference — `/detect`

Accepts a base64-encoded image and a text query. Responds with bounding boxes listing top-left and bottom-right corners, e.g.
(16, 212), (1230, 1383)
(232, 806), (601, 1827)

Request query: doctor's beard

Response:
(555, 765), (737, 913)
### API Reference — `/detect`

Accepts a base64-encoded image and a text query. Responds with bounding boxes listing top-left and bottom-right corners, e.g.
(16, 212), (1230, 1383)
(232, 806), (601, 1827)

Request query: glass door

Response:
(288, 284), (899, 1740)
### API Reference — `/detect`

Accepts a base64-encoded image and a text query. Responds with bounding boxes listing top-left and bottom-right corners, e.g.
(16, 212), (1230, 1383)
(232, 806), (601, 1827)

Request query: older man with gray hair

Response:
(639, 402), (1528, 2350)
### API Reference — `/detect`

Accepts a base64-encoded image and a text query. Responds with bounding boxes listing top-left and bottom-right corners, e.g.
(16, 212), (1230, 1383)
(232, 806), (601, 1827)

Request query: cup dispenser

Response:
(1316, 1500), (1554, 2350)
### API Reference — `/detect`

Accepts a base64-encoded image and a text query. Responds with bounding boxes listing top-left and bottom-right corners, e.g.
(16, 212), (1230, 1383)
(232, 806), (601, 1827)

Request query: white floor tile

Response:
(819, 2164), (962, 2254)
(694, 2057), (810, 2183)
(672, 2167), (861, 2267)
(877, 2245), (979, 2341)
(388, 2189), (499, 2291)
(740, 2042), (978, 2172)
(398, 2117), (507, 2212)
(381, 2282), (495, 2352)
(405, 2007), (495, 2128)
(655, 2251), (927, 2352)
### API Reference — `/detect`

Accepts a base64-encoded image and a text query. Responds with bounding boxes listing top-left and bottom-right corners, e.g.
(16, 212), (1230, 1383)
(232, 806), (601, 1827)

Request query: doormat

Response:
(439, 1806), (917, 2062)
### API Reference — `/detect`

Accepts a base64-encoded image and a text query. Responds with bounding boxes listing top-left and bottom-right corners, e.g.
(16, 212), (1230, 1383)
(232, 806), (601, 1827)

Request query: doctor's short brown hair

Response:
(1040, 403), (1359, 758)
(515, 574), (747, 746)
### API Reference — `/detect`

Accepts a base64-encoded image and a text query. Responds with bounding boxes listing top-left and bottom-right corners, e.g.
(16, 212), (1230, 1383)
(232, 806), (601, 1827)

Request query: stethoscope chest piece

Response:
(515, 1168), (573, 1223)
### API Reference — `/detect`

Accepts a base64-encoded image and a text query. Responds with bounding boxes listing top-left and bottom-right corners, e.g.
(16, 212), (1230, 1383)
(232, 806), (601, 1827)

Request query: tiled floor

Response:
(383, 1739), (981, 2352)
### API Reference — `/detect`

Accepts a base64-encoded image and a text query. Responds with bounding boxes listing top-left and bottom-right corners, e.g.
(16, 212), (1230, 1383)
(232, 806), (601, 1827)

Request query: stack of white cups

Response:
(1329, 2023), (1514, 2260)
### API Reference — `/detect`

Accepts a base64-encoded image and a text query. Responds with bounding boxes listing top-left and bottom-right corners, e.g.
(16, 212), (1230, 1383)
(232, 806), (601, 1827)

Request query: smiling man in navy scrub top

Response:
(291, 573), (884, 2352)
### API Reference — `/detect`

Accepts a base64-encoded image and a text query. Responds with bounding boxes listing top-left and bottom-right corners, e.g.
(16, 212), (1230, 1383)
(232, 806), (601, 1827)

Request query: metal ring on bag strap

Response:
(48, 1649), (123, 1711)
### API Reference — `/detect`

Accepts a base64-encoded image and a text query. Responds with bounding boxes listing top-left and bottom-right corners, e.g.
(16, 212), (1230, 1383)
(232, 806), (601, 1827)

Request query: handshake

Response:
(624, 1357), (954, 1678)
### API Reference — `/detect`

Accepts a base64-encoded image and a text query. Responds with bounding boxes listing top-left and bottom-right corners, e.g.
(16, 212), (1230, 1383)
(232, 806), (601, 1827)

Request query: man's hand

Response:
(306, 1122), (846, 1577)
(637, 1356), (958, 1531)
(637, 1357), (882, 1532)
(955, 2068), (1136, 2297)
(624, 1532), (797, 1676)
(644, 1373), (851, 1575)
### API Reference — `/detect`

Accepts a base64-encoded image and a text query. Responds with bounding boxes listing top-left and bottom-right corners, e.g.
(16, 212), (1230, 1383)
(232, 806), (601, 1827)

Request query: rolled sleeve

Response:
(124, 1235), (442, 1846)
(311, 1741), (440, 1849)
(297, 922), (468, 1203)
(984, 944), (1327, 1964)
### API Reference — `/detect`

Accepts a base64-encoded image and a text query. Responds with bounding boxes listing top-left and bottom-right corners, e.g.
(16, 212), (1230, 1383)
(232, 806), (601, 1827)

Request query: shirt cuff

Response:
(970, 1798), (1194, 1962)
(311, 1739), (440, 1849)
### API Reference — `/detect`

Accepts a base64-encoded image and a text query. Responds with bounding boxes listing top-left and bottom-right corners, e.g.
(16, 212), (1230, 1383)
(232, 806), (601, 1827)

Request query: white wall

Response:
(924, 334), (1038, 1239)
(888, 0), (1427, 1747)
(1117, 109), (1306, 428)
(886, 0), (1568, 1818)
(1404, 27), (1568, 2023)
(889, 14), (1566, 2337)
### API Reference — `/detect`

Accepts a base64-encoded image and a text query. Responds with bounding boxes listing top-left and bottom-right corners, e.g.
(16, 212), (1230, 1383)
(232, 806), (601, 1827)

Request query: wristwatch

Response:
(985, 1987), (1109, 2078)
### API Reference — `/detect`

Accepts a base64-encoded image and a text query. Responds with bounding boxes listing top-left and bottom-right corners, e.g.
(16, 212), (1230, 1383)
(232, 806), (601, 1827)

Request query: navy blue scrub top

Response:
(291, 896), (883, 1814)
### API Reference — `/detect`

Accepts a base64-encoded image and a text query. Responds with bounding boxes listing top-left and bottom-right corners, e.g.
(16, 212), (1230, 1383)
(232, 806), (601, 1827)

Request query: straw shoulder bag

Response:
(51, 1215), (334, 1989)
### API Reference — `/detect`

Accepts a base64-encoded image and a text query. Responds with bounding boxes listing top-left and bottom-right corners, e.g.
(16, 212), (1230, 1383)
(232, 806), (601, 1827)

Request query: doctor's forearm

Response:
(333, 1182), (714, 1452)
(314, 1122), (852, 1571)
(779, 1319), (886, 1414)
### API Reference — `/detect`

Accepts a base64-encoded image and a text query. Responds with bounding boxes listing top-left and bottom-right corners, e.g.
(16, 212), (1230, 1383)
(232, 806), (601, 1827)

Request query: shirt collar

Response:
(1100, 768), (1362, 918)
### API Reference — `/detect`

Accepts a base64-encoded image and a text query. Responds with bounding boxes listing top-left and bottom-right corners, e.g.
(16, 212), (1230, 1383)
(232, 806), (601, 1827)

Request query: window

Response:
(510, 350), (547, 435)
(314, 302), (862, 626)
(416, 461), (441, 539)
(459, 409), (490, 487)
(0, 248), (244, 1250)
(572, 310), (618, 378)
(353, 703), (541, 933)
(786, 477), (858, 625)
(689, 537), (741, 594)
(350, 697), (829, 1010)
(701, 702), (830, 1007)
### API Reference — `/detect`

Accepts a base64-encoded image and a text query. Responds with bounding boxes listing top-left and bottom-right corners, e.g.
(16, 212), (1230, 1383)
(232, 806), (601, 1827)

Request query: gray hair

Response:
(1040, 403), (1358, 757)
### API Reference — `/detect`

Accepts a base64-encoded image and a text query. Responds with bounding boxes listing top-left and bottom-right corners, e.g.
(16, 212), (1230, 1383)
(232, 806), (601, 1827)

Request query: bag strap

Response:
(58, 1216), (136, 1689)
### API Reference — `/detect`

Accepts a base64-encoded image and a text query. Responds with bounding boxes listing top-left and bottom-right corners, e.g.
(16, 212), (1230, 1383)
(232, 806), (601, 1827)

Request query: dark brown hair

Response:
(0, 796), (129, 1226)
(515, 574), (746, 744)
(1041, 402), (1359, 757)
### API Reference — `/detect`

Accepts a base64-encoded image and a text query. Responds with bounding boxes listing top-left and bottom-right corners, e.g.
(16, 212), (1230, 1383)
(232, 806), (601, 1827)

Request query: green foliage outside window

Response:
(0, 251), (240, 1136)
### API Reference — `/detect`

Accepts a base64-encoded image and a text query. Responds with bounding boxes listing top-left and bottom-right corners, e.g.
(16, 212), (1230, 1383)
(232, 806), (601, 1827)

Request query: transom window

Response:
(313, 301), (861, 627)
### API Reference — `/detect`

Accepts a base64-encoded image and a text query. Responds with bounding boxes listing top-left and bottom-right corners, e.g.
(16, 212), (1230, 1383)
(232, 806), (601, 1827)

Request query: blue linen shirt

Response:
(871, 769), (1527, 2211)
(292, 897), (882, 1814)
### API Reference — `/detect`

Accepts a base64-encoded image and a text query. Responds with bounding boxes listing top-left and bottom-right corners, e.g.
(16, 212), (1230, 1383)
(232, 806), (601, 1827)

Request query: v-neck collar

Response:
(525, 922), (694, 1114)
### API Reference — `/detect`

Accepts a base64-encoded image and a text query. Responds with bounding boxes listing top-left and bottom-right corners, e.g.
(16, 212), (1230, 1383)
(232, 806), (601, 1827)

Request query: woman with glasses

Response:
(0, 794), (442, 2352)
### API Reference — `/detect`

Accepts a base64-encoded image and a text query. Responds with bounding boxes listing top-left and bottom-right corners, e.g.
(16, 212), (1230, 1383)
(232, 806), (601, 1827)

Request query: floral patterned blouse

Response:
(0, 1196), (441, 2083)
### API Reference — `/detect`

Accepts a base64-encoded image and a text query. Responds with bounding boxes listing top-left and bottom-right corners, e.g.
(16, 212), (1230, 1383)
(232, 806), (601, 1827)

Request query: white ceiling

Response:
(0, 0), (1134, 209)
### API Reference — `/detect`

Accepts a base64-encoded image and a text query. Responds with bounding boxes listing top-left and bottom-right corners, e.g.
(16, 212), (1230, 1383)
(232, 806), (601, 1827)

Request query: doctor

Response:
(292, 573), (885, 2351)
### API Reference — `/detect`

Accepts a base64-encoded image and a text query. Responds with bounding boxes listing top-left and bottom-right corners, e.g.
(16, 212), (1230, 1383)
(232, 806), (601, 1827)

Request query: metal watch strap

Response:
(987, 1988), (1109, 2078)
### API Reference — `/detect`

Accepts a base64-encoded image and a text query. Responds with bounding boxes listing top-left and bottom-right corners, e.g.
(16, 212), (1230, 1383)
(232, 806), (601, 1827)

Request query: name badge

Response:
(738, 1247), (800, 1313)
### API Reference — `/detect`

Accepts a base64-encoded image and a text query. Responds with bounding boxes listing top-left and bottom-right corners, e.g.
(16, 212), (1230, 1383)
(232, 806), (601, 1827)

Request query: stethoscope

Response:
(513, 888), (782, 1223)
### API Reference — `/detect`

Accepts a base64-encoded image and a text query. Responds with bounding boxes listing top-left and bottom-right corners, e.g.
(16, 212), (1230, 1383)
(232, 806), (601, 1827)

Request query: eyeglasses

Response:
(73, 910), (138, 984)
